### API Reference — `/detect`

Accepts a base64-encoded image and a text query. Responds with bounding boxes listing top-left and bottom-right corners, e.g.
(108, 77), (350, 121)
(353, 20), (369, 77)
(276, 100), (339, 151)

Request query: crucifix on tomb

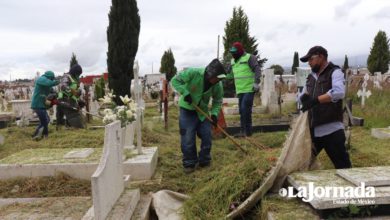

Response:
(357, 73), (371, 108)
(133, 61), (143, 154)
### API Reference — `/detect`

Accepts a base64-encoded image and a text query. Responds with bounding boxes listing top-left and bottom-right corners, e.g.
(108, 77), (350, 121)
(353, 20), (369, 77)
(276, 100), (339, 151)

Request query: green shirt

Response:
(171, 68), (224, 121)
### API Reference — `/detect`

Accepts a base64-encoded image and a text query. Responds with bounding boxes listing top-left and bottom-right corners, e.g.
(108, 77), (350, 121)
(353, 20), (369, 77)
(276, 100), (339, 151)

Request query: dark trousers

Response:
(56, 104), (84, 129)
(238, 92), (254, 136)
(312, 129), (352, 169)
(33, 108), (50, 137)
(179, 108), (212, 168)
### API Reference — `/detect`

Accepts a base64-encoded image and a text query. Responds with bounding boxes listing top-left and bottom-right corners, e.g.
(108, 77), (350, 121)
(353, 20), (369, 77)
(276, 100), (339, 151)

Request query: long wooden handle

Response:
(192, 104), (247, 153)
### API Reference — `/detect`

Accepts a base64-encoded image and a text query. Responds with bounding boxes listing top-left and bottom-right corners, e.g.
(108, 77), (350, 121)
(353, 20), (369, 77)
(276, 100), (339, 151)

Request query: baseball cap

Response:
(300, 46), (328, 62)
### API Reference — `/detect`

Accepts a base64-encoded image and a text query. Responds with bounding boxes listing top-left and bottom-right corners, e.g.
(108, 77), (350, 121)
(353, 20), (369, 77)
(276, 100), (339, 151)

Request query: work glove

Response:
(211, 115), (218, 127)
(184, 94), (193, 104)
(253, 83), (260, 93)
(300, 94), (319, 112)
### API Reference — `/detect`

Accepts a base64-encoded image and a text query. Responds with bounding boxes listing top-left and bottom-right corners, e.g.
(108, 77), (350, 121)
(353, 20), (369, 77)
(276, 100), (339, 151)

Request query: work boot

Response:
(183, 166), (195, 174)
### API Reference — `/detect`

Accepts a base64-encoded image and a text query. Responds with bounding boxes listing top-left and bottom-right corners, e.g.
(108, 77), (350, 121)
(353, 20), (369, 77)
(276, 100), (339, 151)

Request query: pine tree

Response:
(69, 52), (79, 69)
(270, 64), (284, 75)
(367, 30), (390, 74)
(291, 52), (299, 75)
(107, 0), (140, 103)
(159, 48), (177, 82)
(222, 6), (267, 97)
(343, 55), (349, 73)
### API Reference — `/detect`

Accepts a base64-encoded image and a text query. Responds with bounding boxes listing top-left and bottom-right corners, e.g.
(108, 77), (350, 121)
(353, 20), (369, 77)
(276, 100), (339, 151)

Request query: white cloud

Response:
(0, 0), (390, 80)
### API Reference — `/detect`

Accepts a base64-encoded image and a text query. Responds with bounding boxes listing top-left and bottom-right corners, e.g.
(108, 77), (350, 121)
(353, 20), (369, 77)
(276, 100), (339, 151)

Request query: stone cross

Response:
(133, 61), (143, 154)
(357, 73), (371, 108)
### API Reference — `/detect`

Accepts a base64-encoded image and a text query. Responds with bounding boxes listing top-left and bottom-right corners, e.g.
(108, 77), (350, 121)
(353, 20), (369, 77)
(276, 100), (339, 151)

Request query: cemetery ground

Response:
(0, 86), (390, 219)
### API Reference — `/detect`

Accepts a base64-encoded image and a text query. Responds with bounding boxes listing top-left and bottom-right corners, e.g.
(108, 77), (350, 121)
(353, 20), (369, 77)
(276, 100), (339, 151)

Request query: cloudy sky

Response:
(1, 0), (389, 80)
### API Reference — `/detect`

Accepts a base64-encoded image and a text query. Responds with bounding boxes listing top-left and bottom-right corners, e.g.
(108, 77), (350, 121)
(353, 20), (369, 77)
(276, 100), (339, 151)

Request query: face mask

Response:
(232, 53), (241, 60)
(311, 64), (321, 73)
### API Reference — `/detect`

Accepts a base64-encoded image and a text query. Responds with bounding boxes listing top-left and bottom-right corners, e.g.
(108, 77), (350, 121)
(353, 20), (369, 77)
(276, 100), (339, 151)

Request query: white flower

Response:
(128, 101), (137, 111)
(99, 95), (112, 104)
(126, 110), (133, 118)
(120, 95), (131, 105)
(107, 90), (116, 99)
(103, 108), (113, 115)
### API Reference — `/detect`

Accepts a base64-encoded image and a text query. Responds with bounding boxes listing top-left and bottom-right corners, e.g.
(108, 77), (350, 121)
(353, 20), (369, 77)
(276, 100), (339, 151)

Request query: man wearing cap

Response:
(171, 58), (225, 174)
(227, 42), (261, 137)
(299, 46), (352, 169)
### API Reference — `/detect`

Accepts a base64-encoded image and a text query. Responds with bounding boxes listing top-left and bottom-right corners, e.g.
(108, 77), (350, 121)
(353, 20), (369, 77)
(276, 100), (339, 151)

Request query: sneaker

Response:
(32, 135), (42, 141)
(183, 167), (195, 174)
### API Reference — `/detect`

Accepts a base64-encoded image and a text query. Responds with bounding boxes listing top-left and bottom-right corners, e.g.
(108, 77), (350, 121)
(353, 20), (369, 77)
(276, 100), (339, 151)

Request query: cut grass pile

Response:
(137, 106), (286, 218)
(0, 172), (91, 198)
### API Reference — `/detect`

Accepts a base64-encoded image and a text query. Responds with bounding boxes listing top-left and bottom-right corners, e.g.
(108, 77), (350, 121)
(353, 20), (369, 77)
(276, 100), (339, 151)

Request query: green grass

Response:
(2, 85), (389, 218)
(0, 148), (102, 164)
(0, 122), (104, 160)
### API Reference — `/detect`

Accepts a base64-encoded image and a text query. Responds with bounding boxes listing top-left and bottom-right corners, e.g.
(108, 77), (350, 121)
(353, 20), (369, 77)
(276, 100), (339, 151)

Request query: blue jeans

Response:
(33, 108), (50, 137)
(238, 92), (254, 136)
(179, 108), (212, 168)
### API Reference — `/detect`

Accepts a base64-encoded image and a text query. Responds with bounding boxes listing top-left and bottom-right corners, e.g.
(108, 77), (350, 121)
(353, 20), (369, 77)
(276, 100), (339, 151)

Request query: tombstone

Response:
(357, 73), (371, 108)
(91, 121), (125, 220)
(373, 72), (383, 90)
(0, 91), (8, 112)
(10, 100), (33, 119)
(295, 67), (311, 93)
(261, 69), (278, 114)
(133, 61), (143, 154)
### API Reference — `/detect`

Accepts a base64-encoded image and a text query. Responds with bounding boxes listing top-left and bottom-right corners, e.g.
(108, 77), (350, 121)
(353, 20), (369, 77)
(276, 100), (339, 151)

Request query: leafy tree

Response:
(367, 30), (390, 74)
(343, 55), (349, 73)
(270, 64), (284, 75)
(107, 0), (140, 103)
(291, 52), (299, 75)
(159, 48), (177, 81)
(69, 52), (78, 69)
(222, 6), (267, 97)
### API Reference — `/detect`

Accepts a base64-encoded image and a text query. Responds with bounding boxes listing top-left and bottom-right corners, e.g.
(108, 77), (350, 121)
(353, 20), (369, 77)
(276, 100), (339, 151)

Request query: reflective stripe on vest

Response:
(231, 53), (254, 94)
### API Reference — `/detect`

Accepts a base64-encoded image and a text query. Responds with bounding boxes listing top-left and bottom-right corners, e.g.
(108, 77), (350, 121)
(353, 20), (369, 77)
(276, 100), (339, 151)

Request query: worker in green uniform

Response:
(171, 59), (226, 174)
(227, 42), (261, 137)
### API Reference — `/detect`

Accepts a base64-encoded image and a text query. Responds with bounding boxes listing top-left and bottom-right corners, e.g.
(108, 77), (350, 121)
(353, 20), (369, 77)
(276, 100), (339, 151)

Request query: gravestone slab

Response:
(371, 128), (390, 139)
(123, 147), (158, 180)
(287, 169), (390, 210)
(64, 148), (95, 159)
(336, 166), (390, 187)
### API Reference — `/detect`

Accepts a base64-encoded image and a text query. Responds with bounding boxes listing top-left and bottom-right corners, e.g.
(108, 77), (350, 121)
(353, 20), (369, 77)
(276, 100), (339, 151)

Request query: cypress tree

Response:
(291, 52), (299, 75)
(69, 52), (79, 69)
(343, 55), (349, 73)
(159, 48), (177, 82)
(107, 0), (140, 103)
(367, 30), (390, 74)
(222, 6), (267, 97)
